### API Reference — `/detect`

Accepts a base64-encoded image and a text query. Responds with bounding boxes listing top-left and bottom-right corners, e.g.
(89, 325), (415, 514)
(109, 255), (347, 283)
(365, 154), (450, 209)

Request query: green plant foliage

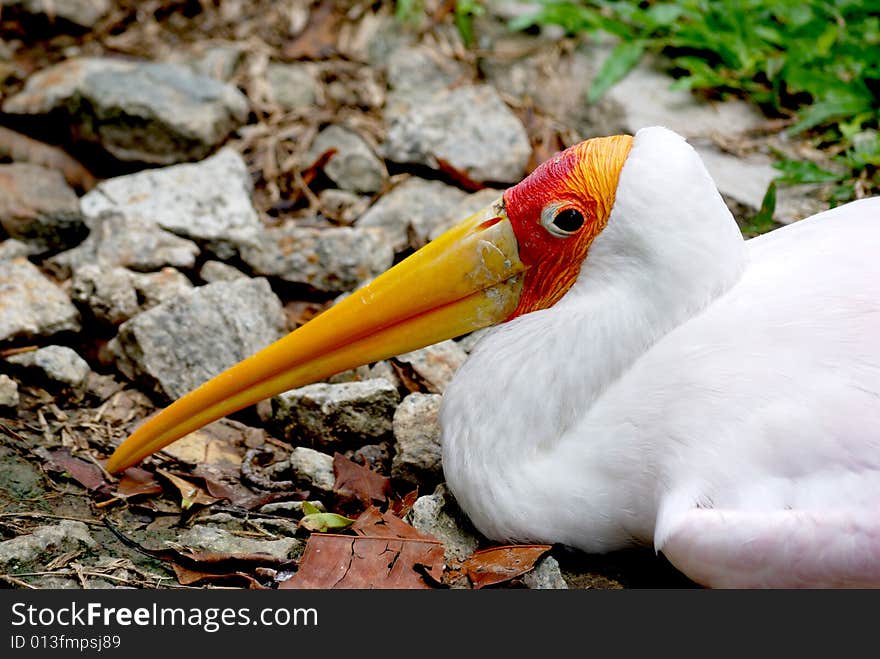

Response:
(511, 0), (880, 208)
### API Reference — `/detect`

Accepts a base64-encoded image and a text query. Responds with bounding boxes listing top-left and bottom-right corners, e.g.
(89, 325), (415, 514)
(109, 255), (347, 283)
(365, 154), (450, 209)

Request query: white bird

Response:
(106, 126), (880, 588)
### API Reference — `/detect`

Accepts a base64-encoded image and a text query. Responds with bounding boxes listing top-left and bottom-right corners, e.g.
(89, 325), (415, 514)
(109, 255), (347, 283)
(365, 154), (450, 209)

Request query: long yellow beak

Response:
(106, 200), (525, 473)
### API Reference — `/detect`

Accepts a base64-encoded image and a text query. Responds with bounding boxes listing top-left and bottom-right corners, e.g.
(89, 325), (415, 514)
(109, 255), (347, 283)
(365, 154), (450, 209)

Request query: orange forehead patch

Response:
(503, 134), (633, 318)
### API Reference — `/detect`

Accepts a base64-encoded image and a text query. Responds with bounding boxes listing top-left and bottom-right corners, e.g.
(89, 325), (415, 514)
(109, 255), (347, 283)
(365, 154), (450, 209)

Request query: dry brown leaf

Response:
(171, 563), (267, 589)
(156, 469), (222, 511)
(333, 452), (391, 505)
(159, 418), (263, 470)
(280, 534), (443, 589)
(46, 449), (107, 491)
(350, 505), (436, 542)
(462, 544), (552, 589)
(115, 467), (163, 499)
(281, 1), (339, 60)
(390, 489), (419, 518)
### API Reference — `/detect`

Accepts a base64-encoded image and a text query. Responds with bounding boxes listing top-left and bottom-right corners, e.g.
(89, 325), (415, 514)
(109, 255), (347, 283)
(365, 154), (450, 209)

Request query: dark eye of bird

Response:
(553, 208), (585, 234)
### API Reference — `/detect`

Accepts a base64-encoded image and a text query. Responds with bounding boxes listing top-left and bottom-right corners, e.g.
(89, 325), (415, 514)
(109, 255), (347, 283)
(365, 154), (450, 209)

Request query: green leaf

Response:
(773, 159), (842, 185)
(588, 40), (645, 103)
(301, 501), (321, 515)
(745, 180), (778, 237)
(786, 97), (873, 136)
(300, 511), (355, 533)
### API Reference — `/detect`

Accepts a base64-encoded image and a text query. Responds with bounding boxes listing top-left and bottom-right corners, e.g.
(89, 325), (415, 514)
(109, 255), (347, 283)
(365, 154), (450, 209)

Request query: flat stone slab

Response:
(110, 277), (287, 399)
(0, 257), (80, 343)
(80, 147), (261, 258)
(3, 57), (249, 164)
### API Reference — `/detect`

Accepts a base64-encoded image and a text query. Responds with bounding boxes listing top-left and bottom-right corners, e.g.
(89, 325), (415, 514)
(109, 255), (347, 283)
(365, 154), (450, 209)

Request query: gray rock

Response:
(361, 13), (416, 68)
(480, 40), (625, 139)
(176, 525), (301, 561)
(272, 379), (400, 452)
(128, 268), (194, 309)
(523, 556), (568, 589)
(239, 224), (393, 293)
(289, 446), (335, 493)
(3, 57), (249, 165)
(605, 54), (765, 141)
(0, 163), (86, 253)
(190, 45), (243, 81)
(71, 265), (139, 325)
(356, 177), (467, 251)
(391, 393), (443, 487)
(0, 520), (96, 571)
(50, 211), (200, 277)
(0, 257), (80, 343)
(308, 125), (387, 194)
(426, 187), (504, 242)
(199, 260), (247, 283)
(393, 340), (467, 393)
(110, 277), (287, 399)
(327, 361), (400, 389)
(7, 345), (91, 388)
(0, 239), (38, 261)
(382, 84), (531, 185)
(406, 484), (480, 564)
(0, 0), (109, 29)
(349, 442), (392, 472)
(267, 62), (320, 111)
(319, 189), (370, 225)
(72, 265), (191, 325)
(0, 373), (19, 409)
(386, 45), (468, 110)
(80, 148), (261, 259)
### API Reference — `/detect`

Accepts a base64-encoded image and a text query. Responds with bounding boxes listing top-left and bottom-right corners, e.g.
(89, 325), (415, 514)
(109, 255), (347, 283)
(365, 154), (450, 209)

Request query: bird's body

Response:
(108, 126), (880, 587)
(443, 128), (880, 587)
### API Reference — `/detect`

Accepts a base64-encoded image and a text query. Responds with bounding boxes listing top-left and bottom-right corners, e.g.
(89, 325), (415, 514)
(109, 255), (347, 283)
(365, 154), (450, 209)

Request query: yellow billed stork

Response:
(106, 126), (880, 588)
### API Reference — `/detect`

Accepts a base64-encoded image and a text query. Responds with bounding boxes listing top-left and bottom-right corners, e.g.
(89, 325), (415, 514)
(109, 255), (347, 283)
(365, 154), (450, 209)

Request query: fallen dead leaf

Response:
(159, 418), (263, 470)
(280, 533), (443, 589)
(46, 449), (107, 491)
(281, 1), (339, 59)
(350, 505), (436, 541)
(171, 563), (267, 589)
(115, 467), (163, 499)
(462, 545), (552, 589)
(333, 452), (391, 505)
(156, 469), (222, 511)
(390, 489), (419, 519)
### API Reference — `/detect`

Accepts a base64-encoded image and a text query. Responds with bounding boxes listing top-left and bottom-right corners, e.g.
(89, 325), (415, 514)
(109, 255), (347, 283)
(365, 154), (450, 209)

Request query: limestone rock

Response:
(3, 57), (249, 164)
(110, 277), (287, 399)
(0, 258), (80, 343)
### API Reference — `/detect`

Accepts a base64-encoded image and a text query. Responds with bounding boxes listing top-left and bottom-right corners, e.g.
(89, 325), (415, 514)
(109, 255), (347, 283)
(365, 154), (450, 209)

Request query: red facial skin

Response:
(503, 135), (634, 319)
